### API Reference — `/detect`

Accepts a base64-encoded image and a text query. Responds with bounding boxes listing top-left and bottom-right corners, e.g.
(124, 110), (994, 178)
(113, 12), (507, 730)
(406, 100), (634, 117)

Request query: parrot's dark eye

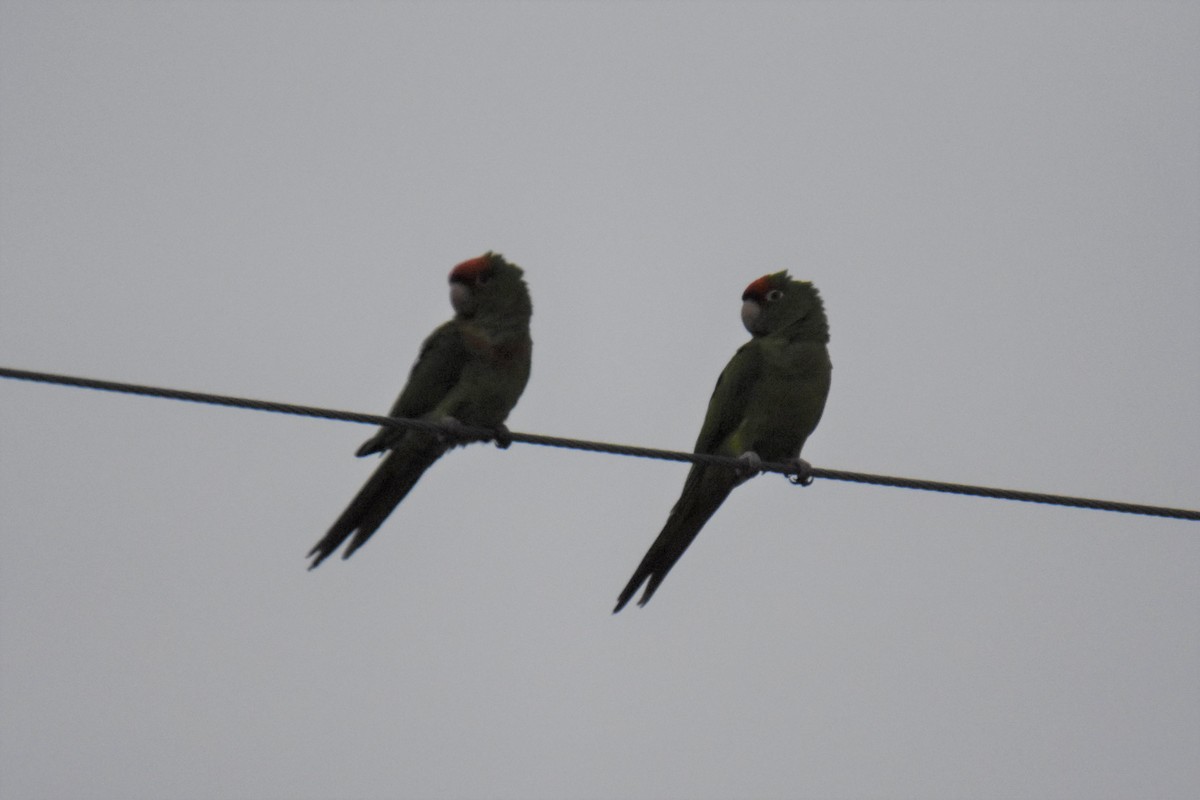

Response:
(477, 271), (492, 286)
(766, 289), (784, 302)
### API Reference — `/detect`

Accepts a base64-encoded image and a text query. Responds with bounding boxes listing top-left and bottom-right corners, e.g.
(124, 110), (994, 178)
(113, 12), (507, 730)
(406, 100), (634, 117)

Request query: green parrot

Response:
(614, 271), (831, 611)
(308, 252), (532, 569)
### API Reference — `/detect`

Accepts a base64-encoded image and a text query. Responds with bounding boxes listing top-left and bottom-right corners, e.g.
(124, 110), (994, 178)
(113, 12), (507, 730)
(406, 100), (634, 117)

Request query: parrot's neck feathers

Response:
(789, 311), (829, 342)
(777, 292), (829, 343)
(470, 275), (533, 333)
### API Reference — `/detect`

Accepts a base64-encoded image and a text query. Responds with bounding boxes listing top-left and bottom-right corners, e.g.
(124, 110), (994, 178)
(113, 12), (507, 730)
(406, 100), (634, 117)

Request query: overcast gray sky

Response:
(2, 2), (1198, 799)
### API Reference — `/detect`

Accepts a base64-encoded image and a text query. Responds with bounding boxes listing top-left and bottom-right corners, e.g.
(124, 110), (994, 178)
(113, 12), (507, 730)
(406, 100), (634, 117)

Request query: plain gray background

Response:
(2, 2), (1198, 798)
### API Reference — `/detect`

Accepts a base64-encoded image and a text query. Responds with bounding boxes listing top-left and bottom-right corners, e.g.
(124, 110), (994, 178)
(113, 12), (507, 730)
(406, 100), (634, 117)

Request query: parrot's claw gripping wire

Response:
(435, 416), (474, 445)
(787, 458), (815, 486)
(491, 423), (513, 450)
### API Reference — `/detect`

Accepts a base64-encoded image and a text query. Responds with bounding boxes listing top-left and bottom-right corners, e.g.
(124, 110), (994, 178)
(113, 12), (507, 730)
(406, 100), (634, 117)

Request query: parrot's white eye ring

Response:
(766, 289), (784, 302)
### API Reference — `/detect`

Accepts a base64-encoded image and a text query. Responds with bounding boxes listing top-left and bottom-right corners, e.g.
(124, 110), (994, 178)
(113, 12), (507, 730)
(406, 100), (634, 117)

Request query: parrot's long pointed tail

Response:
(308, 444), (444, 569)
(613, 466), (738, 612)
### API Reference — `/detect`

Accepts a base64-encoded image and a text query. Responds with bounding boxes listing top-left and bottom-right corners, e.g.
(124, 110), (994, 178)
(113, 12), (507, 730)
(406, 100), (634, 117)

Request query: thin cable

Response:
(3, 365), (1197, 521)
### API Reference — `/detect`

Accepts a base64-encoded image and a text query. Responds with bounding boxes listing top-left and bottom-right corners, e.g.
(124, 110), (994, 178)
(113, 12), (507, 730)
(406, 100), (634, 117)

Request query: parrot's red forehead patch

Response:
(449, 253), (492, 283)
(742, 274), (773, 301)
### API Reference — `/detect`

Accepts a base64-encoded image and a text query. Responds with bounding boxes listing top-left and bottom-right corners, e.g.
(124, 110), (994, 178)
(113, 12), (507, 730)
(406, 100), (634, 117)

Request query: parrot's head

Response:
(448, 252), (532, 321)
(740, 271), (829, 342)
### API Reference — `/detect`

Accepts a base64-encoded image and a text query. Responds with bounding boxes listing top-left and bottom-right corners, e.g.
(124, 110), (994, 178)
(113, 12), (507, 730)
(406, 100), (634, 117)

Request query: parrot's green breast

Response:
(721, 337), (831, 463)
(437, 320), (532, 428)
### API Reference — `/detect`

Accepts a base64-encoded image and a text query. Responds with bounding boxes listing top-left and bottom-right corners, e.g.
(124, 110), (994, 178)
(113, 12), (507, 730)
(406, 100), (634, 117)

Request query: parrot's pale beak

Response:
(450, 282), (474, 316)
(741, 299), (763, 335)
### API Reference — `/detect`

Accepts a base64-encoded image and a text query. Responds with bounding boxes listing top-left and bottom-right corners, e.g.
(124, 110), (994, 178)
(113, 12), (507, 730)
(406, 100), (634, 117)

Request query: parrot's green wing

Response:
(356, 321), (470, 457)
(692, 341), (764, 457)
(613, 342), (765, 611)
(391, 321), (472, 418)
(308, 322), (472, 569)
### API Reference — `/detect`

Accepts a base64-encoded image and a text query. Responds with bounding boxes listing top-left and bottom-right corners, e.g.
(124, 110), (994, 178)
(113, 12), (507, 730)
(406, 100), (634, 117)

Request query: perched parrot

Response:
(614, 271), (831, 611)
(307, 252), (533, 569)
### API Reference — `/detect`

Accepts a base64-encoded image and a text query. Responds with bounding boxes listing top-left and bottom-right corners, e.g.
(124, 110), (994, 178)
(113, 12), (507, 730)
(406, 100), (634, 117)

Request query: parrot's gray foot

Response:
(736, 451), (764, 477)
(786, 458), (815, 486)
(490, 423), (513, 449)
(436, 416), (502, 447)
(436, 416), (474, 444)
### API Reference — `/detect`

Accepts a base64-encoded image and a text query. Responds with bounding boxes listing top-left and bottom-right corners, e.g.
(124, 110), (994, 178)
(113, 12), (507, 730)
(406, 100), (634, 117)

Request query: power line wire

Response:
(3, 365), (1197, 522)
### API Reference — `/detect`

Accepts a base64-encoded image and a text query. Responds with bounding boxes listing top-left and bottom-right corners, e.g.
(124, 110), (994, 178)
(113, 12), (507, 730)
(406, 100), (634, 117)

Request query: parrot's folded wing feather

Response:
(357, 321), (471, 457)
(613, 343), (764, 611)
(692, 341), (763, 456)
